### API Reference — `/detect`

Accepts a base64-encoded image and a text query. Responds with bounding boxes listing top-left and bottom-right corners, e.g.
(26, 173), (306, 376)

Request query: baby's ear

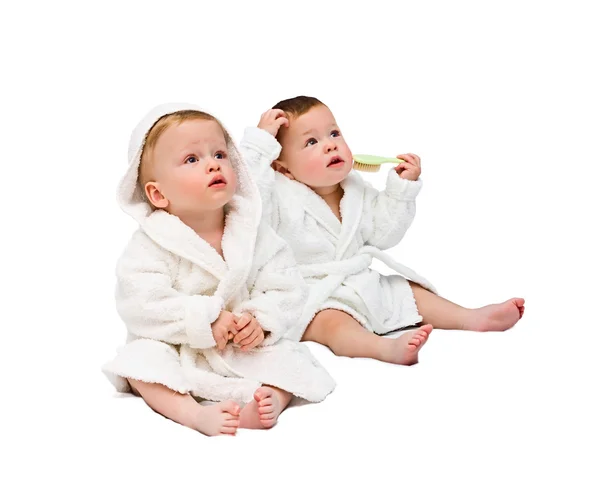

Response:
(271, 160), (295, 180)
(144, 182), (169, 208)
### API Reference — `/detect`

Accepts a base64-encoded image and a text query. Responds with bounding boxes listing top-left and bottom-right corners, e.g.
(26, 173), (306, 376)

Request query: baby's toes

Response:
(259, 413), (277, 428)
(258, 398), (273, 409)
(260, 413), (276, 423)
(220, 426), (238, 436)
(224, 418), (240, 428)
(254, 386), (273, 403)
(258, 405), (274, 415)
(220, 400), (240, 416)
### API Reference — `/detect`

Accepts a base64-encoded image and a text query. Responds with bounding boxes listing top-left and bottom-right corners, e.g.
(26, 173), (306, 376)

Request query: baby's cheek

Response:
(342, 146), (353, 162)
(228, 178), (237, 196)
(226, 166), (237, 187)
(180, 175), (207, 195)
(304, 158), (325, 180)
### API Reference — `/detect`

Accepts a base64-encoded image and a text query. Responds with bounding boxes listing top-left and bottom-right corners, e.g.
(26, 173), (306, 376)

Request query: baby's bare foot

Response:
(465, 298), (525, 332)
(239, 387), (290, 429)
(381, 324), (433, 365)
(194, 400), (240, 436)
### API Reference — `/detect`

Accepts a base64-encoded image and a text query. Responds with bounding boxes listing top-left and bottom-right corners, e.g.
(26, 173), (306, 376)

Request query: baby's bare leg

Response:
(409, 282), (525, 332)
(128, 379), (240, 436)
(302, 309), (432, 365)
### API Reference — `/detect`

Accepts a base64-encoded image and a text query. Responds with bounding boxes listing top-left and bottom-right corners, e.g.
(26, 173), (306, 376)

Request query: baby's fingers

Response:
(395, 162), (411, 173)
(269, 108), (287, 119)
(238, 326), (261, 346)
(275, 116), (289, 129)
(241, 329), (264, 351)
(235, 314), (251, 331)
(261, 109), (285, 124)
(234, 323), (255, 343)
(409, 153), (421, 167)
(396, 153), (421, 167)
(395, 154), (414, 166)
(215, 331), (227, 350)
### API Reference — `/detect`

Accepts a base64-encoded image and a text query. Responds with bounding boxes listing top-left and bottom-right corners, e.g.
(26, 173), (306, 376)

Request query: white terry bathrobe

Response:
(240, 127), (438, 339)
(102, 103), (335, 405)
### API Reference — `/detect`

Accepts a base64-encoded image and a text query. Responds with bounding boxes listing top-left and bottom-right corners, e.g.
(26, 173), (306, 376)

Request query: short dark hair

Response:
(272, 95), (325, 119)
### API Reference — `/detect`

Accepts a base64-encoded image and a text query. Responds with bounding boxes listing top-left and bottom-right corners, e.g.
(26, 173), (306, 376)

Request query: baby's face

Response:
(150, 119), (237, 215)
(277, 105), (353, 189)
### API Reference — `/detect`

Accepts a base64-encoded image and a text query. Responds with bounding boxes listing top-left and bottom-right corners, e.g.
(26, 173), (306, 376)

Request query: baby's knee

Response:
(305, 309), (350, 342)
(314, 309), (350, 328)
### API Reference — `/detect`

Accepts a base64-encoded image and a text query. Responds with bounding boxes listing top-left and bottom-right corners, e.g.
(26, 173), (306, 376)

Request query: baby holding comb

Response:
(239, 96), (525, 365)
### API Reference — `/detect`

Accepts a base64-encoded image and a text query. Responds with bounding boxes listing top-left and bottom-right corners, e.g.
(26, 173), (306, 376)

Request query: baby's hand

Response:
(395, 153), (421, 181)
(258, 109), (289, 137)
(211, 311), (239, 350)
(232, 312), (265, 351)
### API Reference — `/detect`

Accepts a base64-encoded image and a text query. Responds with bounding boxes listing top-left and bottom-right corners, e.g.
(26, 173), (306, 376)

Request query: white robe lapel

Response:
(336, 171), (365, 260)
(288, 178), (341, 240)
(142, 197), (260, 307)
(217, 195), (259, 305)
(142, 210), (228, 281)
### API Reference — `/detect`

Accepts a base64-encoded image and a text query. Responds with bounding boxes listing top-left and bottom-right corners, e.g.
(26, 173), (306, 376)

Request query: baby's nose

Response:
(207, 158), (221, 171)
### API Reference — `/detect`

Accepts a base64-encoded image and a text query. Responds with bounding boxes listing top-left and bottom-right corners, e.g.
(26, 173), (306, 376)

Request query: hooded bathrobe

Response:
(102, 103), (335, 405)
(240, 127), (437, 338)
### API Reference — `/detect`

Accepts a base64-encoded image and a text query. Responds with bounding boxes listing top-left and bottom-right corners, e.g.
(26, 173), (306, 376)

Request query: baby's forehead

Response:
(169, 120), (226, 145)
(152, 121), (225, 161)
(180, 119), (225, 137)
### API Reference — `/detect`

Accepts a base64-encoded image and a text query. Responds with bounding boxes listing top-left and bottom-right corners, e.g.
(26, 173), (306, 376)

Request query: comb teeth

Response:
(353, 162), (381, 172)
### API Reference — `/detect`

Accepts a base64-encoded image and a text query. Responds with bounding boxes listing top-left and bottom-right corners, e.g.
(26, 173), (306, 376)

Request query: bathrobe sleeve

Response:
(236, 230), (308, 345)
(115, 231), (223, 349)
(363, 169), (423, 249)
(239, 127), (282, 228)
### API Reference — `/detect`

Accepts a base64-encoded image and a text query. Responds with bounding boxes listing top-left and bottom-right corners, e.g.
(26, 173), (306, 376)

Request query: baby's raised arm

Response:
(239, 109), (288, 229)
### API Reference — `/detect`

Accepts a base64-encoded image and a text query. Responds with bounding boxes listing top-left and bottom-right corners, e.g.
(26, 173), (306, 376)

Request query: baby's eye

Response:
(305, 138), (317, 147)
(185, 156), (198, 164)
(215, 151), (227, 160)
(331, 130), (340, 137)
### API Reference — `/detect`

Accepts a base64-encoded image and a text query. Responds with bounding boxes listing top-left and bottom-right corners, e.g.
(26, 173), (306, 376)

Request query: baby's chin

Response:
(178, 191), (236, 214)
(208, 192), (236, 210)
(300, 170), (350, 189)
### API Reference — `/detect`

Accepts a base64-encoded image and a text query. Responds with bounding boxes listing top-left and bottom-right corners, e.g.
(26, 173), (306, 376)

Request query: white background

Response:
(2, 1), (599, 487)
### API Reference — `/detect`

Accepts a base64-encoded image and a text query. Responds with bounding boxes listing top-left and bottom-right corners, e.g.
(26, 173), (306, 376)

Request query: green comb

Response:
(353, 154), (403, 173)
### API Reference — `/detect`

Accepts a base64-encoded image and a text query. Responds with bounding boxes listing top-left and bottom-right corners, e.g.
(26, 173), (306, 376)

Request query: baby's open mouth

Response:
(209, 175), (227, 187)
(327, 157), (344, 167)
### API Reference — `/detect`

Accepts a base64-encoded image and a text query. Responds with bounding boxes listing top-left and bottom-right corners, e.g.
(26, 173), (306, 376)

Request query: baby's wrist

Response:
(386, 169), (423, 199)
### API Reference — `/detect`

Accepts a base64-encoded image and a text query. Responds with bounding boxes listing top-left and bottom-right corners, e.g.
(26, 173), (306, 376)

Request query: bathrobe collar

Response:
(119, 103), (262, 304)
(281, 170), (365, 260)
